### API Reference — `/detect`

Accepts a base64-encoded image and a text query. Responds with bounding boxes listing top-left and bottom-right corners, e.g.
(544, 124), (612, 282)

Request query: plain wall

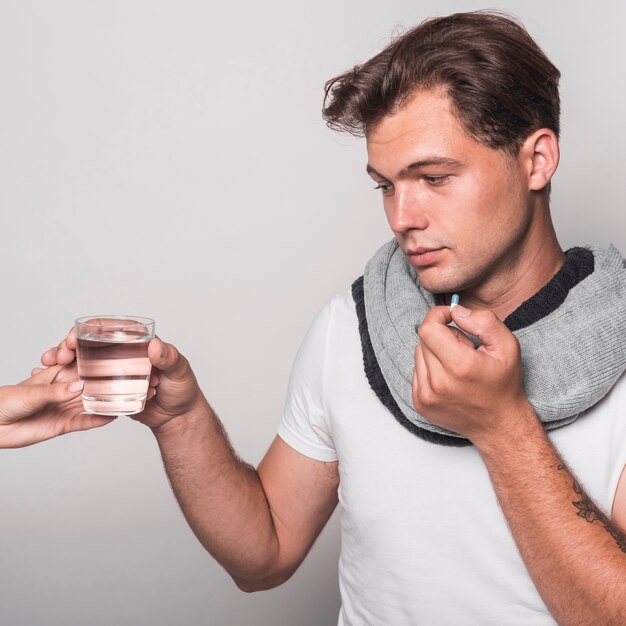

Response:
(1, 1), (625, 624)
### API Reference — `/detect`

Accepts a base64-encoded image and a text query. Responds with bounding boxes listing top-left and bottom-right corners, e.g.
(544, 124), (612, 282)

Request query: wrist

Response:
(472, 399), (541, 459)
(151, 394), (213, 441)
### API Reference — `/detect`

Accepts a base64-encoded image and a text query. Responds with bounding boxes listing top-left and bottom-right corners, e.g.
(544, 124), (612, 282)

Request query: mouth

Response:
(405, 247), (445, 267)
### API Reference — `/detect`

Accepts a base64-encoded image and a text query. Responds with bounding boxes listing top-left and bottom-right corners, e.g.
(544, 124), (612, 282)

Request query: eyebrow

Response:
(366, 157), (464, 180)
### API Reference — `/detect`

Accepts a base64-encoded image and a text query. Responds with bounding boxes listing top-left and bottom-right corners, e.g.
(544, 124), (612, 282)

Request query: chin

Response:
(415, 269), (461, 294)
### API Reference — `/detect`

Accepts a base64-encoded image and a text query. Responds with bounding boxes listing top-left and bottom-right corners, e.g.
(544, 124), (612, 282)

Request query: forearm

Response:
(152, 399), (282, 587)
(476, 408), (626, 626)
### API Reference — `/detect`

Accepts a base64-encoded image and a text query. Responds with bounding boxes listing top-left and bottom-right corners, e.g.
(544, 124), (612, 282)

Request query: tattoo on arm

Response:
(558, 464), (626, 553)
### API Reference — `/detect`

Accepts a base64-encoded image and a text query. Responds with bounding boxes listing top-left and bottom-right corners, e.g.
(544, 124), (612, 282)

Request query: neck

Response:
(455, 212), (565, 321)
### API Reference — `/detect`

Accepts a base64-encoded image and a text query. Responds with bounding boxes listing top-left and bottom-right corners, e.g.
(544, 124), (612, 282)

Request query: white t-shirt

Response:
(278, 289), (626, 626)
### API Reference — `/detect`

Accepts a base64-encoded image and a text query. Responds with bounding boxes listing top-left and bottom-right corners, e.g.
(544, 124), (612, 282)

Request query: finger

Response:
(65, 327), (77, 350)
(0, 379), (85, 423)
(43, 328), (77, 366)
(147, 337), (190, 381)
(29, 365), (79, 388)
(450, 306), (511, 353)
(57, 413), (118, 436)
(417, 306), (474, 367)
(20, 365), (64, 386)
(149, 371), (161, 387)
(412, 343), (432, 410)
(55, 338), (77, 365)
(41, 346), (60, 366)
(23, 380), (84, 413)
(41, 340), (75, 366)
(419, 339), (446, 386)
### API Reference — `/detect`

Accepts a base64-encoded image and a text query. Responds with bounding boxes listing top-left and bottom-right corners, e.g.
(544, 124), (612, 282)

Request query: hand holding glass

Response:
(75, 316), (155, 416)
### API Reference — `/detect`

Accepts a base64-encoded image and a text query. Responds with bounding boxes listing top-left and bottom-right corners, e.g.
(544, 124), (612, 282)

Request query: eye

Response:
(374, 182), (393, 194)
(424, 175), (450, 186)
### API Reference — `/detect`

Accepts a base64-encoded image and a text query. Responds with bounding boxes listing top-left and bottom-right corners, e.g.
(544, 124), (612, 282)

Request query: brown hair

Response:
(322, 11), (560, 155)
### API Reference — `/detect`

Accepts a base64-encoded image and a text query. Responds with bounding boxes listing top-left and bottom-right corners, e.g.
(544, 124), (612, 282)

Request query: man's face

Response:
(366, 89), (531, 296)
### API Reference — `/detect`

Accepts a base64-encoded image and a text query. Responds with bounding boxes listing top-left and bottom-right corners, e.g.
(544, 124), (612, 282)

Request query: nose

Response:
(386, 186), (429, 233)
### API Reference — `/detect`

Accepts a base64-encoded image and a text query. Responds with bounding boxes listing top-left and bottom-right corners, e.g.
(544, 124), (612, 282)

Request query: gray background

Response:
(1, 1), (624, 624)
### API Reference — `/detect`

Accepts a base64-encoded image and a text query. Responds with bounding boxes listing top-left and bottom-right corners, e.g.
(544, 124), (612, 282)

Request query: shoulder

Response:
(311, 286), (358, 332)
(329, 286), (357, 317)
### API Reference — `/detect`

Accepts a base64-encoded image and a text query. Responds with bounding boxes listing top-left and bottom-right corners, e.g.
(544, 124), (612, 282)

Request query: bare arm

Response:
(476, 410), (626, 626)
(42, 330), (339, 590)
(414, 305), (626, 625)
(154, 411), (339, 591)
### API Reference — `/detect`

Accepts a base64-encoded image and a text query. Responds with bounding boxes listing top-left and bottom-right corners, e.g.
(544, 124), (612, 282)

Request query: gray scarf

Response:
(353, 240), (626, 446)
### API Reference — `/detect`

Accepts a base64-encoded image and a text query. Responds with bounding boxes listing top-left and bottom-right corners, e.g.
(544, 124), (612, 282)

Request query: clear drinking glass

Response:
(75, 315), (155, 416)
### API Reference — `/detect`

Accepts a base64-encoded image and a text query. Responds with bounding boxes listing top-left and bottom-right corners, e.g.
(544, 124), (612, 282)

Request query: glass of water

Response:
(75, 315), (156, 416)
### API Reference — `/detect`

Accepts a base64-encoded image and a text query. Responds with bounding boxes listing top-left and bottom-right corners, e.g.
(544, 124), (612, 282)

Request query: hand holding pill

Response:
(412, 303), (534, 448)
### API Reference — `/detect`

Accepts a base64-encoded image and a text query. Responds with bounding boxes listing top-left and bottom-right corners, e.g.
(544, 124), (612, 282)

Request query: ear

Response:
(519, 128), (560, 192)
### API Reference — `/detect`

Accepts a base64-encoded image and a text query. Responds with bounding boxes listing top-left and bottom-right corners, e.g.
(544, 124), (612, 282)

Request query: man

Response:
(44, 11), (626, 625)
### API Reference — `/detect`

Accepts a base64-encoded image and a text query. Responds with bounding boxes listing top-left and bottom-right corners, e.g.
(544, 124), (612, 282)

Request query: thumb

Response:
(0, 380), (84, 422)
(21, 380), (84, 413)
(450, 305), (512, 351)
(147, 337), (190, 382)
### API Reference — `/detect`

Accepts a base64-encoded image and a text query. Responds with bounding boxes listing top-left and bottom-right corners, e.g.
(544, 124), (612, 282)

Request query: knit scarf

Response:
(353, 240), (626, 446)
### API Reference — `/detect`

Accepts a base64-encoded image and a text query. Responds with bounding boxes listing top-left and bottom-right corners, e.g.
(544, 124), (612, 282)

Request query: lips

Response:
(406, 247), (444, 267)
